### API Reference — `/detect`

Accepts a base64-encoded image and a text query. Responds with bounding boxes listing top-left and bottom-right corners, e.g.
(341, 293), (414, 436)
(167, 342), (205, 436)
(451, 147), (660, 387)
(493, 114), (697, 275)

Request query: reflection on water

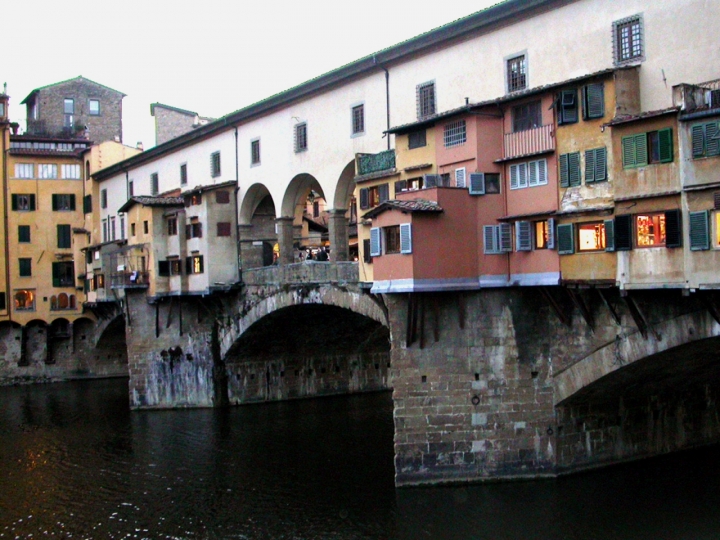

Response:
(0, 379), (719, 539)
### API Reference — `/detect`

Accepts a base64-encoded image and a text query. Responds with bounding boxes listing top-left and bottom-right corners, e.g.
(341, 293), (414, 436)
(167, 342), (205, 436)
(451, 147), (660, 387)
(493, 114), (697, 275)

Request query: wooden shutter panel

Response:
(518, 162), (528, 188)
(400, 223), (412, 254)
(469, 173), (485, 195)
(158, 261), (170, 277)
(528, 161), (538, 187)
(689, 210), (710, 251)
(378, 184), (390, 203)
(69, 195), (76, 211)
(510, 164), (519, 189)
(604, 219), (615, 251)
(595, 147), (607, 181)
(547, 218), (556, 250)
(584, 149), (595, 183)
(52, 262), (61, 287)
(664, 209), (682, 248)
(52, 194), (59, 211)
(185, 257), (192, 275)
(706, 122), (720, 156)
(568, 153), (581, 187)
(583, 83), (605, 119)
(359, 188), (369, 210)
(622, 136), (636, 168)
(29, 194), (35, 211)
(658, 128), (673, 163)
(634, 133), (648, 166)
(560, 90), (578, 124)
(455, 168), (466, 188)
(515, 221), (532, 251)
(198, 256), (204, 273)
(11, 194), (18, 211)
(369, 227), (381, 257)
(483, 225), (496, 254)
(692, 124), (706, 157)
(557, 223), (575, 255)
(185, 224), (191, 239)
(499, 223), (512, 252)
(537, 159), (547, 185)
(559, 154), (569, 188)
(614, 215), (633, 250)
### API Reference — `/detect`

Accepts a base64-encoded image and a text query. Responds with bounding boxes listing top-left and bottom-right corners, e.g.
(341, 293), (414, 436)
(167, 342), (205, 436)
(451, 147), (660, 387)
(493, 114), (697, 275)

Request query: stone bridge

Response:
(115, 262), (720, 486)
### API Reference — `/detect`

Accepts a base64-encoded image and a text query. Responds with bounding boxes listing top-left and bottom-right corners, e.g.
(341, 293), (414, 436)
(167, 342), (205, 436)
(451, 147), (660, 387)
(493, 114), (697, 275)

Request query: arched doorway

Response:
(238, 183), (279, 269)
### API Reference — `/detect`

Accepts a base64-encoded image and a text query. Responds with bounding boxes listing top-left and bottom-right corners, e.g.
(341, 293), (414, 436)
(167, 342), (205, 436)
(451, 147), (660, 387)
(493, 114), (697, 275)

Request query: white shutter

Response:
(370, 228), (381, 257)
(483, 225), (497, 254)
(499, 223), (512, 252)
(528, 160), (539, 187)
(400, 223), (412, 254)
(546, 218), (556, 249)
(537, 159), (547, 185)
(510, 164), (519, 190)
(469, 173), (485, 195)
(517, 162), (528, 188)
(455, 167), (467, 188)
(516, 221), (532, 251)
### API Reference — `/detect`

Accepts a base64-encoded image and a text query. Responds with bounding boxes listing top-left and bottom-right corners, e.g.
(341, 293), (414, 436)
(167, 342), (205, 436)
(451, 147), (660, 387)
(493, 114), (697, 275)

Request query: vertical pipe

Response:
(234, 127), (241, 281)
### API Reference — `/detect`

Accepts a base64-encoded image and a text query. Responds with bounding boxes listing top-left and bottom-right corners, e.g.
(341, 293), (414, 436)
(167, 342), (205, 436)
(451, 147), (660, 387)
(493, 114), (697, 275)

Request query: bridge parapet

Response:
(242, 261), (359, 286)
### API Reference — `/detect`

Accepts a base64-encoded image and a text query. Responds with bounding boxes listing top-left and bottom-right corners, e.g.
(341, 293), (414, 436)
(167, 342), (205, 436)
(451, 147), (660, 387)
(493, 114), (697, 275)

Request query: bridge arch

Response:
(554, 310), (720, 406)
(239, 182), (277, 226)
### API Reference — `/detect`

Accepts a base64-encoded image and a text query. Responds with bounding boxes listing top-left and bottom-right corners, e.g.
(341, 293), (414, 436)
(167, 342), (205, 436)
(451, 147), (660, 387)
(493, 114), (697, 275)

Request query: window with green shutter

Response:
(622, 133), (648, 168)
(57, 224), (71, 249)
(585, 147), (607, 183)
(18, 225), (30, 243)
(559, 153), (581, 188)
(691, 122), (720, 159)
(604, 219), (615, 251)
(689, 210), (710, 251)
(52, 194), (76, 211)
(582, 83), (605, 120)
(623, 129), (672, 168)
(614, 215), (633, 250)
(557, 223), (575, 255)
(557, 89), (578, 125)
(19, 258), (32, 277)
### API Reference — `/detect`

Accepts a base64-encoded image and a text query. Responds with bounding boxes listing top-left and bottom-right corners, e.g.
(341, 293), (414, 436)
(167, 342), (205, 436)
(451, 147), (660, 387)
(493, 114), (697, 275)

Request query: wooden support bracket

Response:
(566, 288), (594, 332)
(700, 292), (720, 326)
(623, 294), (660, 341)
(540, 287), (571, 327)
(597, 288), (621, 327)
(166, 296), (174, 329)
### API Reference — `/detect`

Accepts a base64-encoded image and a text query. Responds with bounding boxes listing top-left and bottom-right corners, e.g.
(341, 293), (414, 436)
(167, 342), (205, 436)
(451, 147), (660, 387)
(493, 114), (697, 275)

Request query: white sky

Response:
(4, 0), (500, 149)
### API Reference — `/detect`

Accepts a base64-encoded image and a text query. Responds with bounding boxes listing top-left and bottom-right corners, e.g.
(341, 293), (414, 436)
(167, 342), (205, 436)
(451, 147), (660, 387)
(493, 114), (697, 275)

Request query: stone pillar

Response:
(327, 209), (349, 262)
(276, 217), (295, 265)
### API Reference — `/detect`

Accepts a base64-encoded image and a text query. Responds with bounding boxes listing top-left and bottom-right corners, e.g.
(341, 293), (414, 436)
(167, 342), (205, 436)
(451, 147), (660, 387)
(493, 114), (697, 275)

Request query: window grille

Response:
(151, 173), (159, 195)
(295, 123), (307, 152)
(613, 15), (644, 65)
(352, 105), (365, 135)
(408, 130), (427, 149)
(251, 139), (261, 165)
(211, 152), (221, 177)
(507, 55), (527, 92)
(444, 120), (467, 147)
(416, 82), (436, 119)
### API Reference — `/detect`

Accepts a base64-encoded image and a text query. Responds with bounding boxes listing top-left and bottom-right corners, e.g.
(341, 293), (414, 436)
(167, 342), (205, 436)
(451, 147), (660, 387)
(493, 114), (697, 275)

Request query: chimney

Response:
(136, 141), (144, 151)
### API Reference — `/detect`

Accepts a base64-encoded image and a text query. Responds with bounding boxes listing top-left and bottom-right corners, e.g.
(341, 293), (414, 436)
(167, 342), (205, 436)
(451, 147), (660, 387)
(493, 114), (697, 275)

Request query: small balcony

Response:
(110, 271), (150, 289)
(503, 124), (555, 160)
(357, 150), (396, 177)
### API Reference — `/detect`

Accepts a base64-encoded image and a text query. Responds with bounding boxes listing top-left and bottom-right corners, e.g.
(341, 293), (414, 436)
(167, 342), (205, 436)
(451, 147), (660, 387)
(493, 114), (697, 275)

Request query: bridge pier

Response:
(275, 217), (295, 265)
(327, 208), (349, 262)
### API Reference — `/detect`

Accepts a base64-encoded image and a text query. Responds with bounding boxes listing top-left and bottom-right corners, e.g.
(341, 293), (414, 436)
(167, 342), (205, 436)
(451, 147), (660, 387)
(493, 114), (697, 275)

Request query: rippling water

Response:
(1, 379), (719, 539)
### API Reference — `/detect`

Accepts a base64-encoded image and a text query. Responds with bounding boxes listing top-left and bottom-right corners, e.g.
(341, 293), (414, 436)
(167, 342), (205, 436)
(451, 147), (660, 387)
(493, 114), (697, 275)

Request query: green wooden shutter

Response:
(658, 128), (673, 163)
(692, 124), (705, 157)
(614, 215), (633, 250)
(11, 195), (18, 211)
(52, 262), (61, 287)
(634, 133), (648, 166)
(29, 195), (35, 211)
(595, 147), (607, 181)
(559, 154), (570, 188)
(706, 122), (720, 156)
(584, 149), (595, 183)
(83, 195), (92, 214)
(622, 136), (636, 168)
(583, 83), (605, 119)
(689, 210), (710, 251)
(557, 223), (575, 255)
(57, 224), (71, 249)
(359, 188), (369, 210)
(664, 209), (682, 248)
(52, 194), (59, 211)
(604, 219), (615, 252)
(568, 152), (581, 187)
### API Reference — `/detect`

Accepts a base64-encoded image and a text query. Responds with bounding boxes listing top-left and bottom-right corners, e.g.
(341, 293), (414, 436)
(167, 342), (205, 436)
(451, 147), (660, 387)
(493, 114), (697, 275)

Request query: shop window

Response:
(14, 290), (35, 311)
(577, 222), (607, 251)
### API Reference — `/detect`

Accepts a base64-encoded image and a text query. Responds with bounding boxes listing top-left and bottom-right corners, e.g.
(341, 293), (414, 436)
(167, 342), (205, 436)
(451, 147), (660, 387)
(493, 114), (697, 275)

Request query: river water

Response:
(1, 379), (719, 539)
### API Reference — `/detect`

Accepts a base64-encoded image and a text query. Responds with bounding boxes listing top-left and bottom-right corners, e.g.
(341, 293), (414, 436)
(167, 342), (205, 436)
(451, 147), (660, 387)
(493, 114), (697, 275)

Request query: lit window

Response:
(578, 222), (607, 251)
(507, 55), (527, 92)
(636, 213), (666, 247)
(14, 289), (35, 311)
(535, 221), (550, 249)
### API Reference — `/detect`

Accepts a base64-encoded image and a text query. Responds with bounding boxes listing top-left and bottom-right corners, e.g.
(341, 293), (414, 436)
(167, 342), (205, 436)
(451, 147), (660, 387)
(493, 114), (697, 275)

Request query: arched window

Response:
(58, 293), (69, 309)
(50, 295), (58, 310)
(69, 295), (76, 309)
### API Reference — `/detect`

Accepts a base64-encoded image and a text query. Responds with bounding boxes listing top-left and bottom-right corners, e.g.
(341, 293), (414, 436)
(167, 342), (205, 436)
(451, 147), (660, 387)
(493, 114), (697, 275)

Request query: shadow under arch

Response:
(239, 183), (279, 268)
(333, 160), (357, 211)
(281, 173), (325, 219)
(239, 182), (277, 226)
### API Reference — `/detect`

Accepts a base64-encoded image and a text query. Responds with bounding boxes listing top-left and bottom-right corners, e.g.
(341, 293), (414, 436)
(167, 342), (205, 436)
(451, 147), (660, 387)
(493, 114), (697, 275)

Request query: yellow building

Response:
(0, 90), (10, 318)
(5, 134), (90, 327)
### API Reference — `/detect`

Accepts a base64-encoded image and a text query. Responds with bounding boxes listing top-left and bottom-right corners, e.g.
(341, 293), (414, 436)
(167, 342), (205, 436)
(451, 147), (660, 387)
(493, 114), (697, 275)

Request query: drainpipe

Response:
(374, 55), (391, 150)
(1, 120), (10, 322)
(234, 127), (241, 281)
(125, 170), (129, 200)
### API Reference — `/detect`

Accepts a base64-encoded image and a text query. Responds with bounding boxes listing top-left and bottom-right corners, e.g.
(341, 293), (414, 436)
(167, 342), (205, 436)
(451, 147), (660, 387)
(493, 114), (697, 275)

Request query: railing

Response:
(504, 124), (554, 160)
(242, 261), (359, 286)
(357, 150), (396, 176)
(110, 271), (149, 288)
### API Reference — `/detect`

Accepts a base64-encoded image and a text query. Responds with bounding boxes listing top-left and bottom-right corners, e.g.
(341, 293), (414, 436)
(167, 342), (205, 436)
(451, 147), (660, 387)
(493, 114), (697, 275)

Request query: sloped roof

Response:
(606, 107), (680, 126)
(362, 199), (443, 219)
(21, 76), (126, 104)
(118, 196), (184, 213)
(183, 179), (237, 195)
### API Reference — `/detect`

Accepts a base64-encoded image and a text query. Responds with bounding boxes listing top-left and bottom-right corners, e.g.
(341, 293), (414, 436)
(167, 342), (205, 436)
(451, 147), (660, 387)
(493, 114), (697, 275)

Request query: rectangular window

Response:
(577, 222), (606, 251)
(19, 258), (32, 277)
(180, 163), (187, 185)
(186, 221), (202, 239)
(12, 194), (36, 211)
(211, 151), (221, 177)
(582, 84), (605, 120)
(186, 255), (204, 274)
(128, 181), (134, 197)
(512, 101), (541, 132)
(101, 189), (108, 209)
(120, 215), (125, 240)
(691, 122), (720, 158)
(352, 104), (365, 135)
(416, 81), (436, 119)
(14, 289), (35, 311)
(89, 99), (100, 115)
(170, 259), (183, 276)
(559, 152), (581, 188)
(64, 98), (74, 114)
(18, 225), (30, 243)
(408, 130), (427, 149)
(61, 164), (81, 179)
(636, 213), (666, 247)
(216, 190), (230, 204)
(0, 292), (5, 311)
(57, 224), (71, 249)
(158, 261), (170, 277)
(359, 183), (389, 209)
(110, 216), (116, 241)
(385, 226), (401, 254)
(483, 224), (512, 254)
(510, 159), (547, 189)
(14, 163), (33, 178)
(167, 217), (178, 236)
(38, 164), (58, 179)
(130, 223), (136, 237)
(584, 147), (608, 183)
(217, 222), (232, 237)
(363, 238), (372, 264)
(622, 128), (673, 168)
(557, 90), (578, 125)
(535, 221), (550, 249)
(52, 262), (75, 287)
(143, 221), (149, 234)
(83, 194), (92, 214)
(52, 194), (76, 211)
(507, 55), (527, 92)
(444, 120), (467, 148)
(251, 139), (261, 165)
(294, 123), (307, 153)
(614, 15), (644, 65)
(102, 219), (108, 243)
(151, 173), (159, 195)
(188, 194), (202, 206)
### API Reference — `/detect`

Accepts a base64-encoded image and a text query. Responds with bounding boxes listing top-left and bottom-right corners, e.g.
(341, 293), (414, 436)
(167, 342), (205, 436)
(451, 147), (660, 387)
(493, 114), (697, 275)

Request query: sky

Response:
(3, 0), (501, 149)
